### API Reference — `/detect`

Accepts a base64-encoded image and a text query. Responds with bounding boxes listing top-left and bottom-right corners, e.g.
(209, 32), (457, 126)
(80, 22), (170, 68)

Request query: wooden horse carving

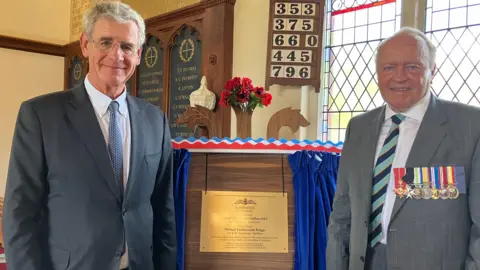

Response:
(266, 107), (311, 138)
(175, 105), (221, 138)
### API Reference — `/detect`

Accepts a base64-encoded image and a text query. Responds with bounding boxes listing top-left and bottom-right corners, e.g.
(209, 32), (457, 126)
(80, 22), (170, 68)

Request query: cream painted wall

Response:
(0, 0), (70, 44)
(0, 49), (65, 196)
(0, 1), (69, 196)
(232, 0), (319, 140)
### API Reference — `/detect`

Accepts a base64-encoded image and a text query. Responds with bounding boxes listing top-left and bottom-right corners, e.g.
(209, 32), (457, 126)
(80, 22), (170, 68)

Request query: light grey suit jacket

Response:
(326, 95), (480, 270)
(3, 84), (176, 270)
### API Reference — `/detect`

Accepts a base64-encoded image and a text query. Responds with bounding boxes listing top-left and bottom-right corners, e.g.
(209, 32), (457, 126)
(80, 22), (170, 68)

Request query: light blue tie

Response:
(108, 101), (124, 201)
(369, 113), (405, 247)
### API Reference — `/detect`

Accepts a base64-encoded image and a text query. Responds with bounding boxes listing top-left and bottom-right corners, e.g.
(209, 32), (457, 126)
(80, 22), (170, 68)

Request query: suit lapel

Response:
(124, 95), (145, 203)
(389, 96), (448, 222)
(66, 85), (121, 202)
(360, 107), (386, 214)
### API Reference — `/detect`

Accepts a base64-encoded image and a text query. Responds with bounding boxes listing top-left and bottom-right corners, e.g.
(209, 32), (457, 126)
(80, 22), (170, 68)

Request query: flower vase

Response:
(233, 108), (253, 138)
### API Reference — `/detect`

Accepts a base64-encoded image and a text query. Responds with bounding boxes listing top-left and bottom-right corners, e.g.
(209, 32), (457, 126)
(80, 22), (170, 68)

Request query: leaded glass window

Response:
(321, 0), (402, 142)
(425, 0), (480, 106)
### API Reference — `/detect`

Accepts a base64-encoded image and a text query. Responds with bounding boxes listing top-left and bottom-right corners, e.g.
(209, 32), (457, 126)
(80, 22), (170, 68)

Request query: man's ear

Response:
(80, 33), (90, 58)
(136, 47), (143, 66)
(429, 64), (437, 84)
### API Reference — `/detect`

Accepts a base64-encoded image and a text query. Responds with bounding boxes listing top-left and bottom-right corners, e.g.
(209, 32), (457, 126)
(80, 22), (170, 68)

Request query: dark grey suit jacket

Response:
(3, 84), (176, 270)
(326, 95), (480, 270)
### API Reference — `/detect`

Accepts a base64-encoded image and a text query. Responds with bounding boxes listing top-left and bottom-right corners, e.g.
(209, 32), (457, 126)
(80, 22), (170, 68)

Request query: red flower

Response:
(261, 93), (272, 106)
(219, 77), (272, 110)
(224, 80), (234, 92)
(219, 91), (231, 107)
(236, 87), (250, 103)
(232, 77), (241, 89)
(241, 77), (253, 88)
(253, 86), (265, 97)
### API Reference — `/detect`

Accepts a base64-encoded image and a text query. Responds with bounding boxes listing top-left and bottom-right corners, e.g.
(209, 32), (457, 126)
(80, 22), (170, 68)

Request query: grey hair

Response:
(375, 27), (436, 70)
(83, 1), (146, 47)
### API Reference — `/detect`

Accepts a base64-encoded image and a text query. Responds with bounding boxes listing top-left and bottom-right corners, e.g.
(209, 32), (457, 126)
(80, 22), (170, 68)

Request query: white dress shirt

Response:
(84, 76), (131, 188)
(374, 91), (431, 244)
(84, 75), (131, 268)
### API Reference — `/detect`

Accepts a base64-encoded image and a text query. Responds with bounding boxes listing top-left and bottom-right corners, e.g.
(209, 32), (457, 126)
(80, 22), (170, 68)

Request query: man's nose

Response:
(394, 66), (407, 81)
(107, 43), (124, 61)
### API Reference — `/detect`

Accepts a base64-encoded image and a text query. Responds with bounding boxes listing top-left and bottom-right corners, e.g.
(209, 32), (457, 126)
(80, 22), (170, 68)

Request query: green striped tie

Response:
(369, 113), (405, 247)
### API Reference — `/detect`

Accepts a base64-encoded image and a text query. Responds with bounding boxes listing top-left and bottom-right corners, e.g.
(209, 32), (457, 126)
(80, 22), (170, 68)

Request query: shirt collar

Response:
(84, 75), (128, 118)
(384, 90), (431, 123)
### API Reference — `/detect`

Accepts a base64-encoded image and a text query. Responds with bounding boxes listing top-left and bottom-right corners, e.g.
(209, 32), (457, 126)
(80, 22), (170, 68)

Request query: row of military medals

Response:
(393, 167), (459, 200)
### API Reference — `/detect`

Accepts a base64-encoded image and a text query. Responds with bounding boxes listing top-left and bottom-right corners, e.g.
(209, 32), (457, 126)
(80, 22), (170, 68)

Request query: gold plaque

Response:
(200, 191), (288, 253)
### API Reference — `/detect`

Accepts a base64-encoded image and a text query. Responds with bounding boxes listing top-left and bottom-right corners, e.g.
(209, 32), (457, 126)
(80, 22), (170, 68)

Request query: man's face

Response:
(80, 18), (141, 91)
(376, 34), (435, 112)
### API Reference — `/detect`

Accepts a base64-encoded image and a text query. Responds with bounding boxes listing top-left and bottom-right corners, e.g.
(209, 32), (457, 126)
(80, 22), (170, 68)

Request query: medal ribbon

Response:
(446, 166), (454, 187)
(432, 166), (440, 190)
(422, 167), (429, 188)
(448, 166), (456, 187)
(414, 167), (421, 187)
(441, 166), (448, 189)
(393, 168), (407, 196)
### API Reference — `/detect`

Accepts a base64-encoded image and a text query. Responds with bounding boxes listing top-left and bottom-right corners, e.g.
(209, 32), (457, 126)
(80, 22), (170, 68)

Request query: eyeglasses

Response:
(91, 38), (138, 57)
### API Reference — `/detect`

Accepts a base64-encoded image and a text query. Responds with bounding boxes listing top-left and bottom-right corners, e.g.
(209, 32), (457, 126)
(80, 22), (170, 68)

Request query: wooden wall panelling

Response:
(200, 0), (235, 137)
(185, 153), (295, 269)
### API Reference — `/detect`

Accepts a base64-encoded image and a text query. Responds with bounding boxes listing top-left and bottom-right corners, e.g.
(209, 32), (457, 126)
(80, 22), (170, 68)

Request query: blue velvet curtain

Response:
(288, 150), (340, 270)
(173, 148), (191, 270)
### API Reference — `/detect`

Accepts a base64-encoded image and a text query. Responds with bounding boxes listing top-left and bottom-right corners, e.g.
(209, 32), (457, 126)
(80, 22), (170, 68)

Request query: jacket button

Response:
(116, 251), (122, 258)
(360, 256), (365, 263)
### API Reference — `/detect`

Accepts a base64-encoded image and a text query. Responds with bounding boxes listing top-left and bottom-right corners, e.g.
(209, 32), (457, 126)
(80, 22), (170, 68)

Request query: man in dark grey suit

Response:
(326, 27), (480, 269)
(3, 2), (176, 270)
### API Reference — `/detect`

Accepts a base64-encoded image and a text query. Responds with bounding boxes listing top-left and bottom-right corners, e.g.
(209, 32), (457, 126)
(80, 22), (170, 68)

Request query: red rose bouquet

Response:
(219, 77), (273, 112)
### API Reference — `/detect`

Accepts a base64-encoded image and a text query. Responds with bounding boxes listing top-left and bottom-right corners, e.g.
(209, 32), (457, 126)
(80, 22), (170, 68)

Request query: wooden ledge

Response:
(0, 35), (65, 57)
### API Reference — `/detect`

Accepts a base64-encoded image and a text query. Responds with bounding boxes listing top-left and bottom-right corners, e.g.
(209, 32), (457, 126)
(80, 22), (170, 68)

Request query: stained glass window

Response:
(321, 0), (402, 142)
(425, 0), (480, 106)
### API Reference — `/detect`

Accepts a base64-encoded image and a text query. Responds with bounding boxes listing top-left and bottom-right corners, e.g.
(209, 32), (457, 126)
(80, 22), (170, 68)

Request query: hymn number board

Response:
(265, 0), (324, 92)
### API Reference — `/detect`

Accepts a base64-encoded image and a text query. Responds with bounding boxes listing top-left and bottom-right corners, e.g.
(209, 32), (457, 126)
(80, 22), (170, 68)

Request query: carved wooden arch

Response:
(167, 23), (203, 49)
(140, 34), (165, 69)
(143, 32), (165, 49)
(266, 107), (311, 139)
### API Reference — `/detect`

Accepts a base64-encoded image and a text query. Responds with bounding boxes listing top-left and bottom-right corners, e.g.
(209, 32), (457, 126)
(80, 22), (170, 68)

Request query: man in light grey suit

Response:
(3, 2), (176, 270)
(326, 27), (480, 270)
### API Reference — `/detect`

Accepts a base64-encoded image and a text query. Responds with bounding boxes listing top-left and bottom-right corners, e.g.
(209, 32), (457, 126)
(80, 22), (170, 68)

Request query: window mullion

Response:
(401, 0), (427, 30)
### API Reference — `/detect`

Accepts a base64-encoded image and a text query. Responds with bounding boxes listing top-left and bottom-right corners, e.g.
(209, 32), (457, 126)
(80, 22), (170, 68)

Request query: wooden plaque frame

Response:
(264, 0), (325, 92)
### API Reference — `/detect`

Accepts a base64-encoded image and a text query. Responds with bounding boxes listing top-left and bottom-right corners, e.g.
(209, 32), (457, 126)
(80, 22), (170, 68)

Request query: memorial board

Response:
(137, 36), (164, 109)
(169, 26), (202, 139)
(68, 56), (86, 89)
